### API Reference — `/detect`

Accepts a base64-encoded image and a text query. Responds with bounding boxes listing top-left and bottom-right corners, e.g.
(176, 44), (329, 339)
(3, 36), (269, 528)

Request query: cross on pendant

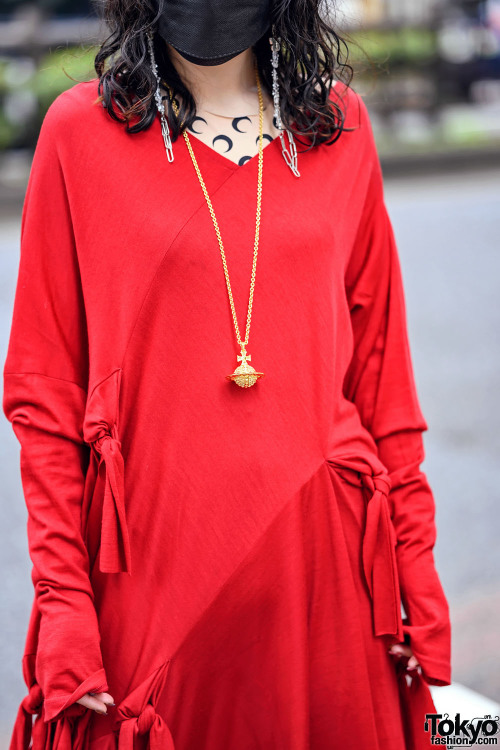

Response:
(237, 349), (251, 364)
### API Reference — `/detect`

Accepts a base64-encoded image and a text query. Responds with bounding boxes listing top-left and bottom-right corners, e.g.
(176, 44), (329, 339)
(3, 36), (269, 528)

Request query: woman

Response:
(4, 0), (452, 748)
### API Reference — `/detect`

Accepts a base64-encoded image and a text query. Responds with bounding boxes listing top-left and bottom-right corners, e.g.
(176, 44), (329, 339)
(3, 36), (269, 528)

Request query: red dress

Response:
(3, 77), (451, 750)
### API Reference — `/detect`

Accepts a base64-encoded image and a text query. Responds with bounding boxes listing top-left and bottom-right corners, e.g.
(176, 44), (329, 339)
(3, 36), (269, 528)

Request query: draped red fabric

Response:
(3, 77), (451, 749)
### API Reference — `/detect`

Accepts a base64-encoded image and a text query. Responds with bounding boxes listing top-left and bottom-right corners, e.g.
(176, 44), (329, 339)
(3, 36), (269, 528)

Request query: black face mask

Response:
(156, 0), (272, 67)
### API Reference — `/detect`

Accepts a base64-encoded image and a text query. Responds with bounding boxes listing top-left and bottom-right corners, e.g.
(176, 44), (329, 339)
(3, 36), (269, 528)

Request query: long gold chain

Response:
(167, 56), (265, 388)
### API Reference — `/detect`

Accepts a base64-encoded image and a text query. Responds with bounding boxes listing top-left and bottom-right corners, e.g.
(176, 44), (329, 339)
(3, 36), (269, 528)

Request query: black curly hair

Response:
(92, 0), (355, 152)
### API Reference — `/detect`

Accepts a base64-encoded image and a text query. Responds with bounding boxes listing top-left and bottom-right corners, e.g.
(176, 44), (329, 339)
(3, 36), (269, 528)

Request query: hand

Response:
(76, 691), (115, 715)
(388, 642), (420, 672)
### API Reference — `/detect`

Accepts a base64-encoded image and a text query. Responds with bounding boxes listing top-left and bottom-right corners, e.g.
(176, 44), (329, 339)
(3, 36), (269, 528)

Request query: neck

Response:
(165, 43), (259, 115)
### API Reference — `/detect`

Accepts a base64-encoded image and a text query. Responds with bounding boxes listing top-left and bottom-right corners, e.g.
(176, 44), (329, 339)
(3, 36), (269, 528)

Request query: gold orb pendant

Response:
(226, 350), (264, 388)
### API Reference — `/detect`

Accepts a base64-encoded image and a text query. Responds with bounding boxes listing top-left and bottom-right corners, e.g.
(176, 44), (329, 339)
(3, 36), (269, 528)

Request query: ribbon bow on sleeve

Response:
(91, 427), (132, 575)
(327, 456), (404, 642)
(83, 368), (132, 575)
(358, 470), (404, 641)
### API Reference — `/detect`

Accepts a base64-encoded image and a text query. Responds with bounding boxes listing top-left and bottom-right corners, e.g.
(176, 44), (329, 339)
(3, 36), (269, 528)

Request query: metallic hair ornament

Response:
(147, 30), (174, 162)
(270, 24), (300, 177)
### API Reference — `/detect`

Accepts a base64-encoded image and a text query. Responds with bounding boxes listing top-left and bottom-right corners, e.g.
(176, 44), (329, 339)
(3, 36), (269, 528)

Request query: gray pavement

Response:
(0, 167), (499, 744)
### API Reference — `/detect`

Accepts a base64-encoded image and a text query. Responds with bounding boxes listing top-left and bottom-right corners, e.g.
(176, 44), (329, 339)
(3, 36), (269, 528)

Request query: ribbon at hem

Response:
(9, 682), (94, 750)
(114, 660), (175, 750)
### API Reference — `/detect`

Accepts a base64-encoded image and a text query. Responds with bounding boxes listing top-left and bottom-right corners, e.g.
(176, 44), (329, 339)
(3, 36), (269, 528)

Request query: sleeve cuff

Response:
(43, 667), (109, 723)
(402, 622), (452, 687)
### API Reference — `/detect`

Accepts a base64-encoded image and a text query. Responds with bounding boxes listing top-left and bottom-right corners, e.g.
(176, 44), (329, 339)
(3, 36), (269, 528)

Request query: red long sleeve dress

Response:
(3, 77), (452, 750)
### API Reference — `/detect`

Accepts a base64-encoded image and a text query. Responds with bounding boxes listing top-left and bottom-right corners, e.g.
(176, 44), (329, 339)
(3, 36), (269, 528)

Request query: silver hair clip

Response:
(147, 29), (174, 162)
(270, 27), (300, 177)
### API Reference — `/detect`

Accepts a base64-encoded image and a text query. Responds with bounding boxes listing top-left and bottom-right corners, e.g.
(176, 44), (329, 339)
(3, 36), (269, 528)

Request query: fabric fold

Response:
(326, 455), (404, 642)
(9, 677), (97, 750)
(82, 368), (132, 575)
(8, 640), (108, 750)
(9, 681), (44, 750)
(3, 373), (111, 746)
(375, 429), (452, 686)
(395, 660), (443, 749)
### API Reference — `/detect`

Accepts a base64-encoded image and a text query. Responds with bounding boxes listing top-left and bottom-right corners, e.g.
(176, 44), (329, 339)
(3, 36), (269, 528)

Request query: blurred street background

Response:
(0, 0), (499, 745)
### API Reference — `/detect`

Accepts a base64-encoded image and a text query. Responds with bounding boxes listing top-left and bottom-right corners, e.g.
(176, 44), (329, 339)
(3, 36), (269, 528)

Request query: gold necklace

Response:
(168, 57), (265, 388)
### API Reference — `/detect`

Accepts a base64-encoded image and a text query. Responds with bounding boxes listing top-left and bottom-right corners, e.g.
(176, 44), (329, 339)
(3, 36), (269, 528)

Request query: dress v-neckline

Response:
(184, 129), (282, 172)
(161, 81), (340, 172)
(181, 80), (340, 172)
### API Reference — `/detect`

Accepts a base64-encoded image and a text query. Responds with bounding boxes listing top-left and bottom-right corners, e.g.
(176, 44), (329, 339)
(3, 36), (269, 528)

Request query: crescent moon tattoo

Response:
(212, 134), (233, 153)
(189, 115), (208, 135)
(257, 134), (274, 145)
(232, 116), (252, 133)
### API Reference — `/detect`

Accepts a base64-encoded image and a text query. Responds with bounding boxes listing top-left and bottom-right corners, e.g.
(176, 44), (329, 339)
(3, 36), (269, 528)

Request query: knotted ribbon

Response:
(9, 681), (93, 750)
(327, 456), (404, 642)
(82, 368), (132, 576)
(92, 430), (132, 575)
(115, 660), (175, 750)
(9, 683), (46, 749)
(359, 470), (403, 640)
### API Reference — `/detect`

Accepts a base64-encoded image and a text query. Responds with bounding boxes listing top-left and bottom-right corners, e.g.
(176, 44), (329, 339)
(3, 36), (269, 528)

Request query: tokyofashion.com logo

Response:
(425, 713), (499, 746)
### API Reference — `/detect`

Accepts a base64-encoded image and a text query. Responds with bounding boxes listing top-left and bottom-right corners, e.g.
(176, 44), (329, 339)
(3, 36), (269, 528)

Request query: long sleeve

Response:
(3, 95), (109, 724)
(342, 95), (452, 687)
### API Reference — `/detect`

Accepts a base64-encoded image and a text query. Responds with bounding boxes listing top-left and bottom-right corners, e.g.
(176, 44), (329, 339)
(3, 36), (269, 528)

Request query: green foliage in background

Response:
(349, 27), (436, 68)
(33, 45), (97, 112)
(0, 44), (96, 149)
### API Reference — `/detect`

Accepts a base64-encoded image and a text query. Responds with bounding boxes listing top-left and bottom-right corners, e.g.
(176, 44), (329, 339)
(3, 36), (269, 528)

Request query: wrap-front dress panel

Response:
(3, 78), (452, 750)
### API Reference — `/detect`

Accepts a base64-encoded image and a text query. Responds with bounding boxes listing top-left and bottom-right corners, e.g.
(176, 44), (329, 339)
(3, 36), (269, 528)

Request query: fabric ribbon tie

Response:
(9, 683), (93, 750)
(118, 704), (175, 750)
(94, 432), (132, 575)
(9, 684), (45, 749)
(359, 470), (404, 641)
(115, 660), (175, 750)
(22, 683), (43, 714)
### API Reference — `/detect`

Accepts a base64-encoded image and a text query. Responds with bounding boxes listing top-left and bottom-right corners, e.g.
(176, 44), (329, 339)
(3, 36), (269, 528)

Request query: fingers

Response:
(94, 692), (115, 707)
(406, 654), (420, 670)
(387, 642), (421, 673)
(76, 691), (115, 715)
